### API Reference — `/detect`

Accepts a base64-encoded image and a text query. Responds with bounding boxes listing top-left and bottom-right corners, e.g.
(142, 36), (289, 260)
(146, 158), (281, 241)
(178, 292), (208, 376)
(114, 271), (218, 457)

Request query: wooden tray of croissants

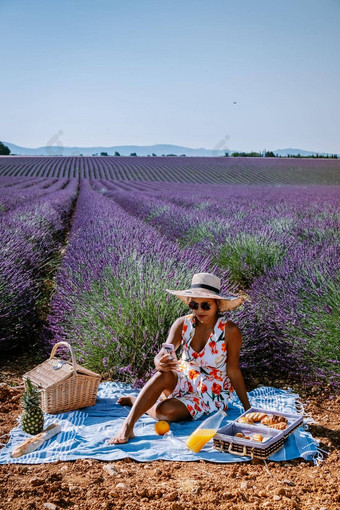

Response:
(213, 407), (303, 459)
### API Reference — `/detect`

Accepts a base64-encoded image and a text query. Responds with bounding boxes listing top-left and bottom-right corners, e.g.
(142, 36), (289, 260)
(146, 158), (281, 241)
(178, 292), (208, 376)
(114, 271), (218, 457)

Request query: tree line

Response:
(1, 142), (338, 158)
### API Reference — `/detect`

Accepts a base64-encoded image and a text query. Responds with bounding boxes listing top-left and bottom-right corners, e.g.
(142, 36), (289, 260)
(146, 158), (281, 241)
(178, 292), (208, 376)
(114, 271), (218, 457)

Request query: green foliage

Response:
(146, 205), (170, 221)
(0, 141), (11, 155)
(214, 232), (287, 288)
(231, 151), (261, 157)
(182, 221), (227, 248)
(63, 254), (188, 383)
(285, 269), (340, 374)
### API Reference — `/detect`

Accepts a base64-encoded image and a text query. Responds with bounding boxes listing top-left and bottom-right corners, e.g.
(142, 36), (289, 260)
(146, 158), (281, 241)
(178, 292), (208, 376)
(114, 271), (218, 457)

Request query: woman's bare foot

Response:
(108, 421), (135, 444)
(117, 396), (136, 406)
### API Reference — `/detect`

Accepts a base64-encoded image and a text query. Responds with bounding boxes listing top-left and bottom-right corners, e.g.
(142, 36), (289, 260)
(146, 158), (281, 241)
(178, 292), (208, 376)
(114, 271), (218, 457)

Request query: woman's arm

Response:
(153, 316), (184, 372)
(225, 322), (251, 411)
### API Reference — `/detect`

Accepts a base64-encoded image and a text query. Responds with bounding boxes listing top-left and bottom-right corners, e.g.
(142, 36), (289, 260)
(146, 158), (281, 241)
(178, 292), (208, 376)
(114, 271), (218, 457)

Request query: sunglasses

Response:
(188, 301), (212, 311)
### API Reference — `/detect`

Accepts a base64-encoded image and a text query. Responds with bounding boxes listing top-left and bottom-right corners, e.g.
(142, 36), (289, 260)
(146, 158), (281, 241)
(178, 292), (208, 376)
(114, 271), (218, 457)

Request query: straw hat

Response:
(166, 273), (245, 312)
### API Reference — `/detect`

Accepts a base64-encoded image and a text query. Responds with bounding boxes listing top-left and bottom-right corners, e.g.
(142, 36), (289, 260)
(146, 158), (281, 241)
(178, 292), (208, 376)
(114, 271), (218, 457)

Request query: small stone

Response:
(115, 483), (126, 489)
(154, 468), (162, 475)
(103, 463), (117, 476)
(31, 477), (44, 487)
(259, 490), (267, 497)
(167, 491), (178, 502)
(60, 465), (68, 472)
(69, 485), (78, 493)
(273, 495), (281, 501)
(44, 504), (57, 510)
(171, 503), (184, 510)
(92, 476), (104, 484)
(277, 488), (286, 496)
(319, 507), (328, 510)
(284, 479), (295, 486)
(240, 481), (248, 489)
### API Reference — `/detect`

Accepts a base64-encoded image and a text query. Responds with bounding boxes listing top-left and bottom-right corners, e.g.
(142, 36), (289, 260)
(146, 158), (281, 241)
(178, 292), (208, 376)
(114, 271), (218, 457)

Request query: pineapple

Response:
(21, 378), (44, 435)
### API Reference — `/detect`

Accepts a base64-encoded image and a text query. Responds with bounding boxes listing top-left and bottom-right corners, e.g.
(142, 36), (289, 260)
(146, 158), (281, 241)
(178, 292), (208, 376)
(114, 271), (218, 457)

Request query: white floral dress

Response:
(168, 313), (234, 420)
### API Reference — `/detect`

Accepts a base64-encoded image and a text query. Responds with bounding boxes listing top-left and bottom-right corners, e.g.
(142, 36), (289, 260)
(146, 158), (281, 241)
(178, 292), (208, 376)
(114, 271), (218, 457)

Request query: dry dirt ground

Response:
(0, 351), (339, 510)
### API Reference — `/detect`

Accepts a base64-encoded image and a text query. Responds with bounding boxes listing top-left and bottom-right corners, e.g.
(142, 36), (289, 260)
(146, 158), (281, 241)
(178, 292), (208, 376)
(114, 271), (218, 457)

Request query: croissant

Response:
(244, 412), (267, 422)
(261, 414), (288, 426)
(235, 432), (245, 438)
(251, 433), (263, 442)
(268, 422), (288, 430)
(238, 416), (254, 425)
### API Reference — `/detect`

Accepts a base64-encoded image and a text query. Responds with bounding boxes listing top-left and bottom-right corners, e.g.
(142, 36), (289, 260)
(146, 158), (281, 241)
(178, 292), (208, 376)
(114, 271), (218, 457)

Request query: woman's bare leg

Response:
(109, 370), (189, 444)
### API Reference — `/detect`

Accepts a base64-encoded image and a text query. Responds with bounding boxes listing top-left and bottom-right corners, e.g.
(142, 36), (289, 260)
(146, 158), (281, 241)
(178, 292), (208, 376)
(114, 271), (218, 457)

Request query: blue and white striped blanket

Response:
(0, 383), (322, 464)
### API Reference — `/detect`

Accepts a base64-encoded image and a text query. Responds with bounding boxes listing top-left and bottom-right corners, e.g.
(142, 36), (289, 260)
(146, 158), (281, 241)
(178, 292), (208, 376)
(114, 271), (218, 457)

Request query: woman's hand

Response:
(154, 349), (178, 372)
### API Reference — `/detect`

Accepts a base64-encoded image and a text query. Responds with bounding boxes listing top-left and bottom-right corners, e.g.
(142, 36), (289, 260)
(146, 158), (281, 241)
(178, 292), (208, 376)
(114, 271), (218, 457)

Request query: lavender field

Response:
(1, 174), (339, 391)
(1, 155), (340, 185)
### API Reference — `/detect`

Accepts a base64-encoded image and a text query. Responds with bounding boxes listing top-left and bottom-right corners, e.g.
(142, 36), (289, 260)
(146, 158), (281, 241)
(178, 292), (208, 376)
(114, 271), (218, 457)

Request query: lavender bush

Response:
(0, 179), (78, 351)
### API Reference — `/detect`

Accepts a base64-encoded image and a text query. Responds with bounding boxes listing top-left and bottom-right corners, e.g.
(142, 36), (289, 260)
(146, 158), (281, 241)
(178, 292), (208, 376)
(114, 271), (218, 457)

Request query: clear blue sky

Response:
(1, 0), (339, 153)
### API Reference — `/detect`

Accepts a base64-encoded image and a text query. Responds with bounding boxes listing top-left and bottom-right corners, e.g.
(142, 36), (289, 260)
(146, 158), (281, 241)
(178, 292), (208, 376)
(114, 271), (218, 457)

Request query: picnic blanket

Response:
(0, 383), (323, 464)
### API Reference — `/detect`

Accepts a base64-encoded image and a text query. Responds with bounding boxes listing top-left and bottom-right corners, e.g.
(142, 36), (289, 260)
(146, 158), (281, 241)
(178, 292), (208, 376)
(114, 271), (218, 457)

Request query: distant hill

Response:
(2, 142), (228, 157)
(274, 148), (337, 157)
(1, 141), (339, 158)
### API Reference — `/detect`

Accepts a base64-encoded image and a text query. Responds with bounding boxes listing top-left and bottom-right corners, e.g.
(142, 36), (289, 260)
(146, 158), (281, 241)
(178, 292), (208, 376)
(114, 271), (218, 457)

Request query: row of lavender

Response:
(0, 178), (78, 350)
(96, 180), (340, 386)
(0, 177), (73, 213)
(46, 179), (339, 388)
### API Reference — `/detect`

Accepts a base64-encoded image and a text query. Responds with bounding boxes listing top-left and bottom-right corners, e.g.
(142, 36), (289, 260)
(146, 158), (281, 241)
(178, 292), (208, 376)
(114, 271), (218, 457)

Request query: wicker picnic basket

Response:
(23, 341), (101, 414)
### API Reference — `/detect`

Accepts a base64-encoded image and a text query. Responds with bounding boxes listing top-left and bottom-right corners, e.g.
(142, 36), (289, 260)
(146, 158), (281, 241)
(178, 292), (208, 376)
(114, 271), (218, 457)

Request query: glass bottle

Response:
(185, 409), (226, 453)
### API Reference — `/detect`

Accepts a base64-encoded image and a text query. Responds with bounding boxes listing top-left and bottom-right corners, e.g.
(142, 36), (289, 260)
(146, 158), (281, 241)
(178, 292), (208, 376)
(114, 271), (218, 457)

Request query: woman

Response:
(109, 272), (251, 444)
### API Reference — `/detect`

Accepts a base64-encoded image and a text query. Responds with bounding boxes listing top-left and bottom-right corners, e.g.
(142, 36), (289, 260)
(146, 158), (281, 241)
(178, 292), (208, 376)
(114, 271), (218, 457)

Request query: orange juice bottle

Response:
(185, 409), (226, 453)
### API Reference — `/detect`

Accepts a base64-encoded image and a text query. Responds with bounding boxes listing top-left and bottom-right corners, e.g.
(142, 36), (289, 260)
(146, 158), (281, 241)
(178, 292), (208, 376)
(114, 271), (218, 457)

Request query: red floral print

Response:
(198, 381), (208, 393)
(192, 350), (205, 359)
(209, 340), (218, 354)
(211, 382), (222, 395)
(209, 368), (223, 381)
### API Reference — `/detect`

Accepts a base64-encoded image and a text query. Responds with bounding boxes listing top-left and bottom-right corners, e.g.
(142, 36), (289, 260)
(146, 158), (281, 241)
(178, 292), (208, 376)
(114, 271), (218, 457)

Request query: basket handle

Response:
(49, 342), (78, 376)
(228, 443), (247, 456)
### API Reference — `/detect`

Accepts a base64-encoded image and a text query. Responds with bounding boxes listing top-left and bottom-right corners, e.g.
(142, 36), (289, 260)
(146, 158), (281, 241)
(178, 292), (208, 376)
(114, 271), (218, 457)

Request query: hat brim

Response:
(166, 288), (244, 312)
